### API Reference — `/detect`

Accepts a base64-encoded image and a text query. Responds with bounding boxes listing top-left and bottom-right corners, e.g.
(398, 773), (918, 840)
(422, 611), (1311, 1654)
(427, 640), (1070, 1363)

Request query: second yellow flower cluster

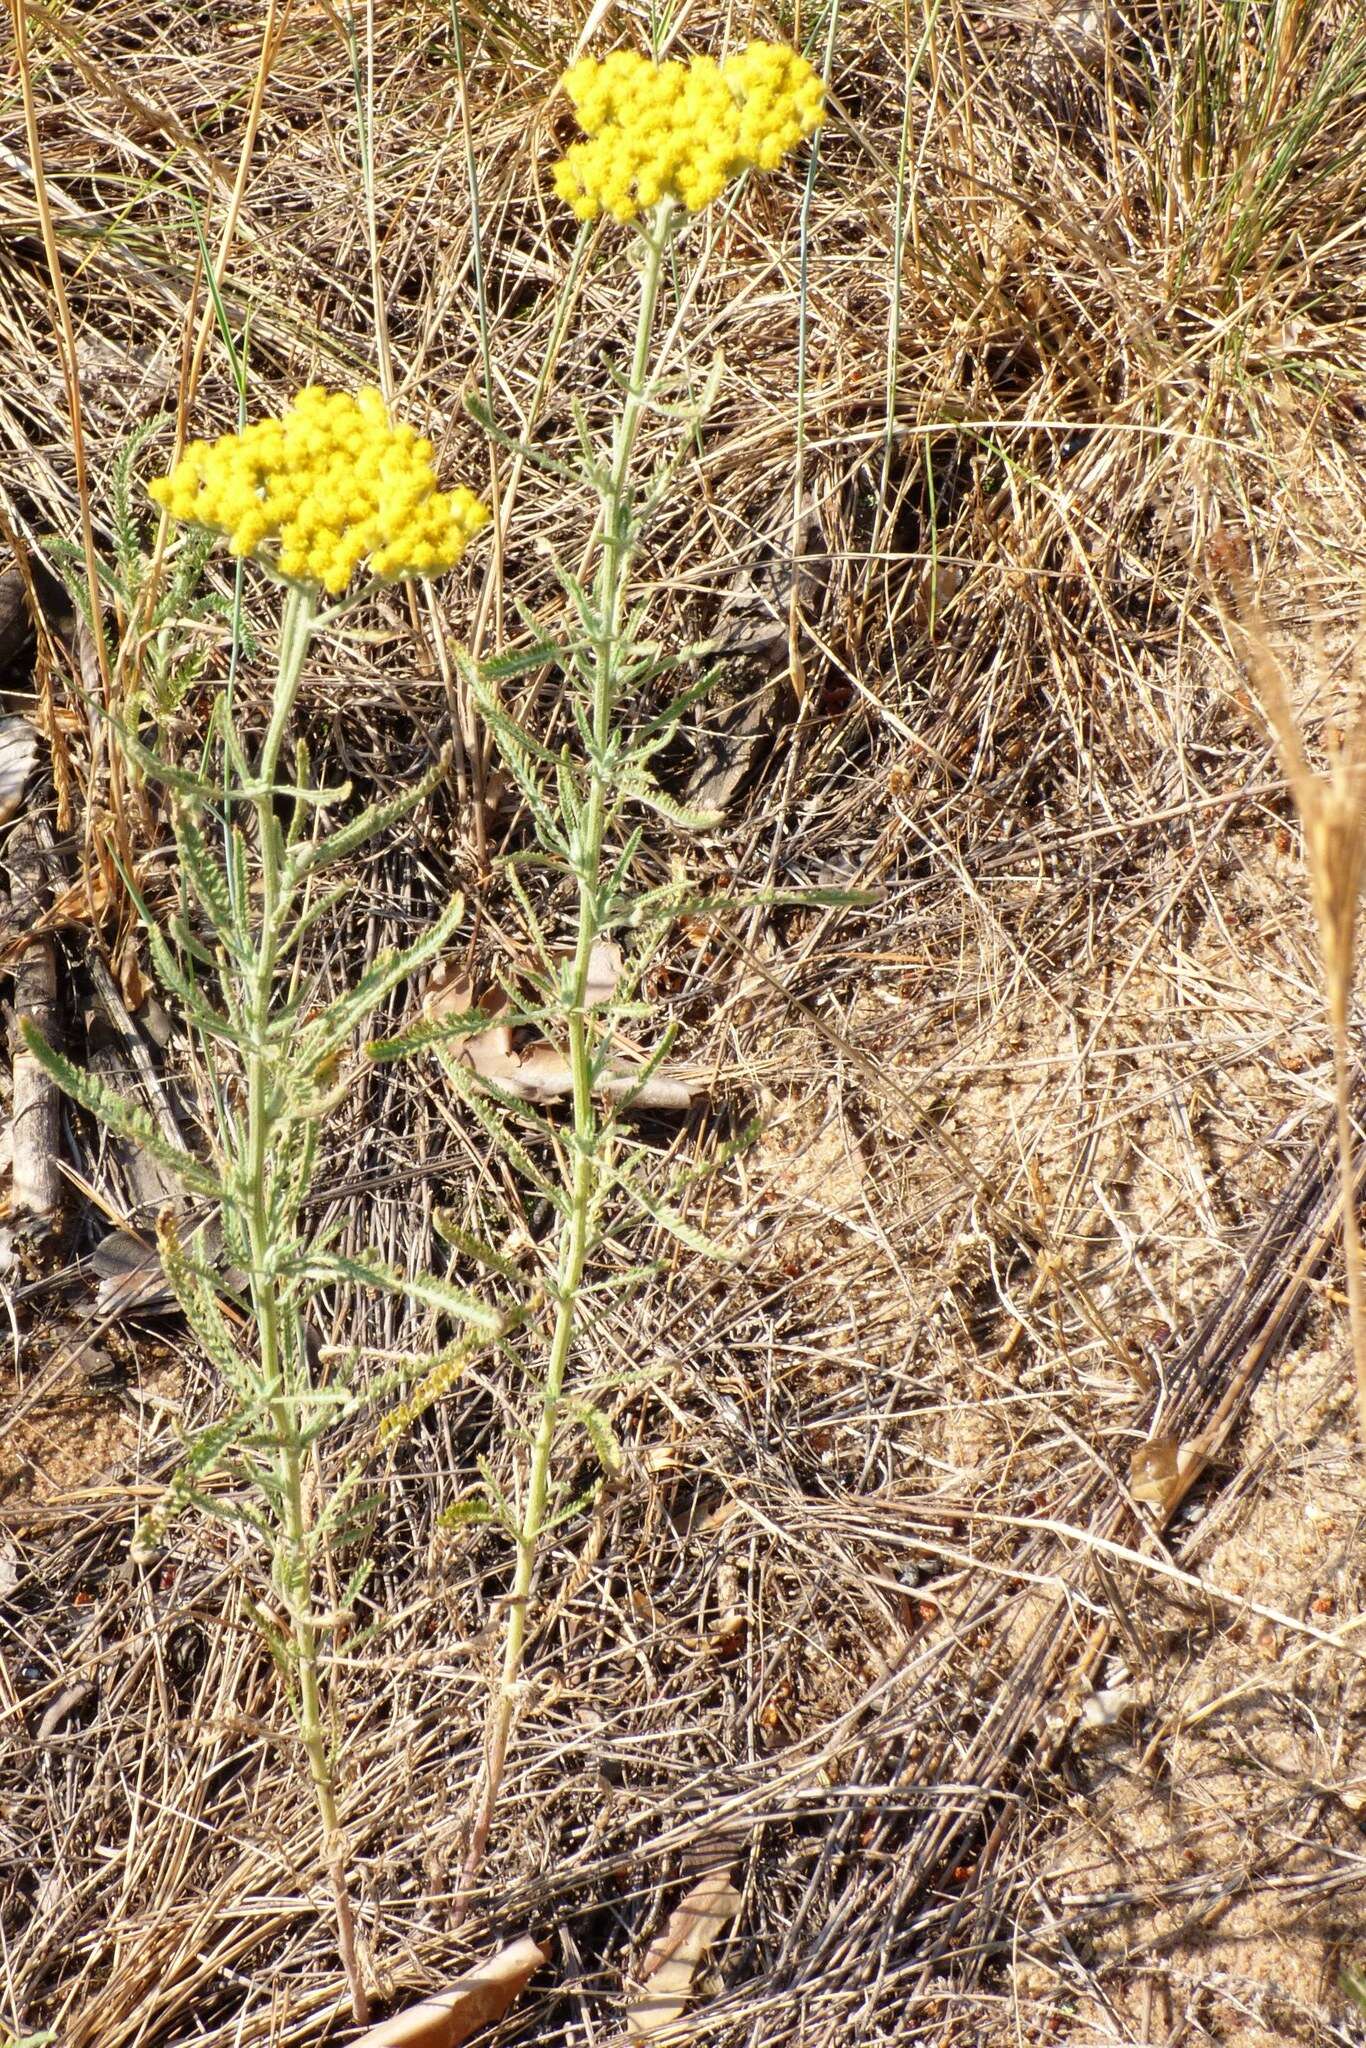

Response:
(149, 386), (490, 596)
(148, 42), (827, 594)
(553, 41), (825, 223)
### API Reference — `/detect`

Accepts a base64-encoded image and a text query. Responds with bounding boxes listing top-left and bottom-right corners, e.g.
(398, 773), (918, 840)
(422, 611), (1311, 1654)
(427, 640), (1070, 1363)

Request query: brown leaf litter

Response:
(629, 1863), (742, 2039)
(423, 950), (696, 1109)
(353, 1937), (545, 2048)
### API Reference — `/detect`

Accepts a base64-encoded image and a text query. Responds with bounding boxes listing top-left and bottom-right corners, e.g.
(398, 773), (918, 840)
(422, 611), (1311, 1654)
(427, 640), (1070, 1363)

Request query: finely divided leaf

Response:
(19, 1021), (221, 1199)
(301, 1248), (504, 1334)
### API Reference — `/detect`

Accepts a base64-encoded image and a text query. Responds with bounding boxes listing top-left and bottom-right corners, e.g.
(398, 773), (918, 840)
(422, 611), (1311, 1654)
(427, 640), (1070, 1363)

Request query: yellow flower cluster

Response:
(149, 386), (490, 596)
(553, 41), (825, 223)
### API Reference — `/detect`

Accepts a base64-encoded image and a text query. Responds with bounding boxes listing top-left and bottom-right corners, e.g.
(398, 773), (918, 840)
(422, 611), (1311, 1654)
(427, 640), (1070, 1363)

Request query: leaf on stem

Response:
(286, 751), (449, 882)
(297, 892), (466, 1071)
(19, 1020), (222, 1198)
(157, 1204), (259, 1397)
(436, 1491), (498, 1532)
(432, 1210), (527, 1284)
(437, 1066), (570, 1210)
(303, 1247), (505, 1335)
(569, 1400), (624, 1477)
(130, 1406), (265, 1563)
(473, 634), (564, 684)
(466, 392), (577, 480)
(616, 766), (723, 835)
(611, 1165), (731, 1258)
(175, 805), (240, 950)
(376, 1329), (495, 1443)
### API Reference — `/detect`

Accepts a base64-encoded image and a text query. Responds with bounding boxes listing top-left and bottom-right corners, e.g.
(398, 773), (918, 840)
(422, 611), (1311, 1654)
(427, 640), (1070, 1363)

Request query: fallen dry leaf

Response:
(0, 864), (116, 965)
(0, 717), (39, 826)
(114, 932), (149, 1011)
(578, 936), (624, 1004)
(353, 1936), (545, 2048)
(423, 967), (693, 1109)
(629, 1865), (741, 2039)
(423, 962), (477, 1023)
(90, 1224), (176, 1315)
(501, 1039), (693, 1110)
(1128, 1434), (1203, 1514)
(46, 867), (115, 932)
(680, 688), (777, 817)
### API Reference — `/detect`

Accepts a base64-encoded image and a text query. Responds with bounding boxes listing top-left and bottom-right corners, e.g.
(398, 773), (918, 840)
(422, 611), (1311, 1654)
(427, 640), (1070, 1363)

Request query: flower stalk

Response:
(445, 38), (827, 1915)
(455, 198), (677, 1913)
(241, 584), (368, 2020)
(26, 387), (491, 2022)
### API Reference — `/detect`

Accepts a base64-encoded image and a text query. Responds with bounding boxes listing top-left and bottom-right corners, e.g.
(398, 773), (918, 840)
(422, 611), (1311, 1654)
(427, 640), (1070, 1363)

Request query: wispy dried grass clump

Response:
(1214, 537), (1366, 1441)
(5, 2), (1366, 2045)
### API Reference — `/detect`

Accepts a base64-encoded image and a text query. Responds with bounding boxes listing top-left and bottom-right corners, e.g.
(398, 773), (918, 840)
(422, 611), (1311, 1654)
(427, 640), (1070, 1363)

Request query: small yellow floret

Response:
(552, 40), (824, 224)
(148, 388), (490, 594)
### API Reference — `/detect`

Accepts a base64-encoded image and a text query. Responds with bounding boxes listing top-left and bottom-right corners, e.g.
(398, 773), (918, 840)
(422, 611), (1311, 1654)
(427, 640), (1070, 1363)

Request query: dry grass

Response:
(4, 1), (1366, 2043)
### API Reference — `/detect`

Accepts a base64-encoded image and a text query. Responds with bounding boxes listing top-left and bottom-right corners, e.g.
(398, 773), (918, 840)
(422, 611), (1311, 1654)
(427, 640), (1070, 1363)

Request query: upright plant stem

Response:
(1329, 987), (1366, 1438)
(241, 583), (368, 2023)
(455, 202), (676, 1918)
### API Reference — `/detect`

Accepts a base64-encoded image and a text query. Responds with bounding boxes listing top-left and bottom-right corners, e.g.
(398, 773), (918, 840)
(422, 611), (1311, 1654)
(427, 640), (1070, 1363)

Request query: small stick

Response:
(8, 812), (63, 1235)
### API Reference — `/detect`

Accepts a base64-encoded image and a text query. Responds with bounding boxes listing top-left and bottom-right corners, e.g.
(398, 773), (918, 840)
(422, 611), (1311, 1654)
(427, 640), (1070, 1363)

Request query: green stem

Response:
(454, 200), (676, 1920)
(241, 582), (368, 2024)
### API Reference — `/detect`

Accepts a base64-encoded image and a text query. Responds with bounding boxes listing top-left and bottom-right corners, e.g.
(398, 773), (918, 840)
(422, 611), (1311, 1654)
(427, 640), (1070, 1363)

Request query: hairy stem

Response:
(454, 200), (676, 1920)
(243, 584), (368, 2023)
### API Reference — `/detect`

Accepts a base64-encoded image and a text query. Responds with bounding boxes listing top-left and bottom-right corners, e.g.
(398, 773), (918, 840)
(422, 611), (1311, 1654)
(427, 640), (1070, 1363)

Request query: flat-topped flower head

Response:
(552, 40), (825, 224)
(149, 386), (490, 596)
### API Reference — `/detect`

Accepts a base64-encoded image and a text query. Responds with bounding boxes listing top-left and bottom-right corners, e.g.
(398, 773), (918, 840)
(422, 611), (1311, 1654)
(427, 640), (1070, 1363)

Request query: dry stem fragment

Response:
(7, 812), (62, 1235)
(1214, 542), (1366, 1439)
